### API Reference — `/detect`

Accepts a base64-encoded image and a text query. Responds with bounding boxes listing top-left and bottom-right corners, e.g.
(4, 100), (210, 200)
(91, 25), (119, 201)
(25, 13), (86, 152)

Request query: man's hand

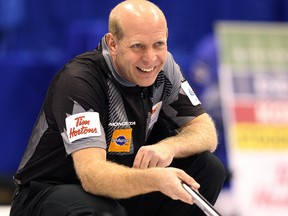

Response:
(133, 143), (175, 168)
(153, 167), (200, 205)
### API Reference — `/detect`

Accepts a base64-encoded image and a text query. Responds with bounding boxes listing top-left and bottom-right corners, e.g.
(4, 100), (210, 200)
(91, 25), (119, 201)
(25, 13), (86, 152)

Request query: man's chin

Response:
(137, 78), (157, 87)
(137, 73), (161, 86)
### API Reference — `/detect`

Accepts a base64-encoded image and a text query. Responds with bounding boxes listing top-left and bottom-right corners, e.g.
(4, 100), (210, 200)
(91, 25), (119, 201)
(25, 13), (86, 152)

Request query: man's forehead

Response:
(113, 1), (167, 27)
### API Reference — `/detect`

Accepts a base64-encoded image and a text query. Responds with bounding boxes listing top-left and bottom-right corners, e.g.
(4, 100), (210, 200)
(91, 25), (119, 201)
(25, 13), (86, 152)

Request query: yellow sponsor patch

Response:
(108, 128), (132, 152)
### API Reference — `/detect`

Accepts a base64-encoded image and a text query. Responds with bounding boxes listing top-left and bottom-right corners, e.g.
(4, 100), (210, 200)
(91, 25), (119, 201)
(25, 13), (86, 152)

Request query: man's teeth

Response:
(138, 67), (154, 72)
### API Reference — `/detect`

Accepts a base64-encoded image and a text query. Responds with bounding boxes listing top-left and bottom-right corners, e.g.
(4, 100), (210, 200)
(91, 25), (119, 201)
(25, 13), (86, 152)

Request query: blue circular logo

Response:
(188, 87), (195, 96)
(115, 136), (126, 146)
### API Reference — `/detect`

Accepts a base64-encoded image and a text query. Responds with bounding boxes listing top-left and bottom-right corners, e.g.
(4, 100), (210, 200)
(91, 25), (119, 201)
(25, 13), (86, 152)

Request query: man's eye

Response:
(131, 44), (144, 49)
(154, 41), (166, 49)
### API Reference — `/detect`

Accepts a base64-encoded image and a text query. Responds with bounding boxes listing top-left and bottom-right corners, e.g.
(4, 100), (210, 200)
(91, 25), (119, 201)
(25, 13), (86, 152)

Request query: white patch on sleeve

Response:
(181, 81), (201, 106)
(148, 101), (162, 129)
(65, 112), (101, 143)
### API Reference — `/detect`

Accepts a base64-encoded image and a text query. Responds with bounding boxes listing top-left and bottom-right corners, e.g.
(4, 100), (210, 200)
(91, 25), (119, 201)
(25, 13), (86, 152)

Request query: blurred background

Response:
(1, 0), (288, 215)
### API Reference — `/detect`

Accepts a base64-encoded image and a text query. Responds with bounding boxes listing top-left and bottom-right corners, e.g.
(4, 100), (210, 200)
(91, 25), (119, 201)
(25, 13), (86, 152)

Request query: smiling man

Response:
(106, 1), (168, 87)
(10, 1), (225, 216)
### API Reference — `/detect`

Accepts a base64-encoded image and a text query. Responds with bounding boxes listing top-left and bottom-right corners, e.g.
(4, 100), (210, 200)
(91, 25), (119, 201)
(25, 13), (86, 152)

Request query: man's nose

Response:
(142, 48), (157, 62)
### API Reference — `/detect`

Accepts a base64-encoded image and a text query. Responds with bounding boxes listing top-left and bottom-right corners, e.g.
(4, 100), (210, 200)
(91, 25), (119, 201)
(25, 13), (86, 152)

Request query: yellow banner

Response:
(232, 123), (288, 150)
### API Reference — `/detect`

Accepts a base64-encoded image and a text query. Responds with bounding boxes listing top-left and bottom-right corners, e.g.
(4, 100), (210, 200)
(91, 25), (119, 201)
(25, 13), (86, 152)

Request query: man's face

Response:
(109, 17), (168, 87)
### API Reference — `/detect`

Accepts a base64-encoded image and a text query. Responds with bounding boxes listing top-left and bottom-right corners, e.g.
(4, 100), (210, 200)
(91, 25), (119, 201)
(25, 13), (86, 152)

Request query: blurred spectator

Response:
(0, 0), (24, 52)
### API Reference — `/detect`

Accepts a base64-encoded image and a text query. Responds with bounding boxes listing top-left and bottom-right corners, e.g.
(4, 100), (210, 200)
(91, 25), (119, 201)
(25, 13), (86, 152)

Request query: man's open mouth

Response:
(137, 67), (155, 72)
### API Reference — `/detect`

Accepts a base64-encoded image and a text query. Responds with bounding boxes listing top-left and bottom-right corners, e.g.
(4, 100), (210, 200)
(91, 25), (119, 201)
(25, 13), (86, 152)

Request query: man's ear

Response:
(105, 33), (117, 55)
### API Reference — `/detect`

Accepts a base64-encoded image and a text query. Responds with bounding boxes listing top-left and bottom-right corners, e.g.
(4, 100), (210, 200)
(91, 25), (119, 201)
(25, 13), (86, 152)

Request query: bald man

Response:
(10, 1), (225, 215)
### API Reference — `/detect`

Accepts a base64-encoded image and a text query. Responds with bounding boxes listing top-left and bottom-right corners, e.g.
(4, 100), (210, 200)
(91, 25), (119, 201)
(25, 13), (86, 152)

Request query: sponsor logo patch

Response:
(65, 112), (101, 143)
(181, 81), (201, 106)
(108, 128), (132, 152)
(148, 101), (162, 129)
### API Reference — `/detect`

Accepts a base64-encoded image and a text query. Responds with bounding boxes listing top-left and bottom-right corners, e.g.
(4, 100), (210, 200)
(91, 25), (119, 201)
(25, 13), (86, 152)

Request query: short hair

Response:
(108, 0), (166, 41)
(108, 14), (124, 40)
